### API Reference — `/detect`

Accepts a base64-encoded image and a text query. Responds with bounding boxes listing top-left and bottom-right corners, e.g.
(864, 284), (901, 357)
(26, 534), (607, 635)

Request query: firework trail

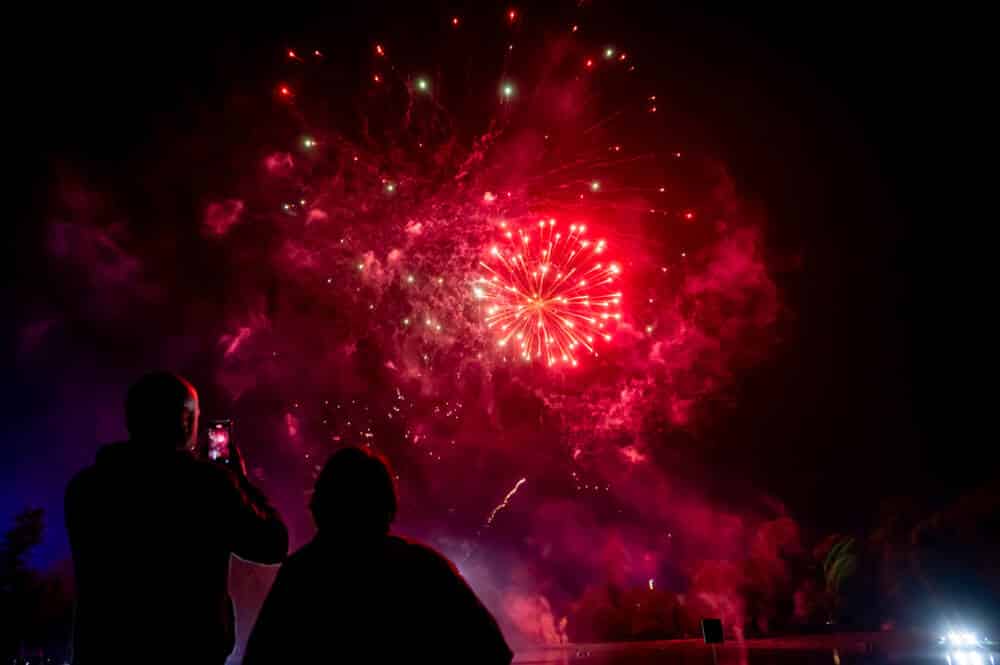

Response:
(486, 477), (528, 527)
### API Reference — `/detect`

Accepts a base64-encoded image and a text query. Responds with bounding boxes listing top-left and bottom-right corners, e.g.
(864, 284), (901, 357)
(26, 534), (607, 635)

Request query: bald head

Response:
(125, 372), (200, 449)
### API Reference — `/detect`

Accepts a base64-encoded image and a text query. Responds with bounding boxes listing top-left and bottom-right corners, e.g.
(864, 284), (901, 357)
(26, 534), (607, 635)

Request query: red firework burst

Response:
(475, 219), (623, 367)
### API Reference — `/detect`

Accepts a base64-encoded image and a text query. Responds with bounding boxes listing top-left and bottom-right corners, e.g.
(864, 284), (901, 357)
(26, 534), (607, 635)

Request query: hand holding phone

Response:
(206, 419), (248, 477)
(207, 420), (234, 462)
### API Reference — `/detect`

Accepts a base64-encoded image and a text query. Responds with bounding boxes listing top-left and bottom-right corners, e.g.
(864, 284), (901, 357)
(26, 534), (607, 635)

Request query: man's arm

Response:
(217, 466), (289, 564)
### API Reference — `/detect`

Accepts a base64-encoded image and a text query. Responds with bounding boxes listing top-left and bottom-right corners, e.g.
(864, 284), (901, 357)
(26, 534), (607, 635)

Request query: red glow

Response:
(162, 25), (784, 642)
(264, 152), (294, 175)
(313, 50), (323, 57)
(508, 9), (517, 22)
(204, 199), (245, 236)
(287, 49), (297, 59)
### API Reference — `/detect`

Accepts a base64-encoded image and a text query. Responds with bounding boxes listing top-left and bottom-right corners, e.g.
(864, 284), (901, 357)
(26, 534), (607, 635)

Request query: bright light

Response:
(951, 651), (984, 665)
(478, 219), (623, 367)
(415, 78), (430, 93)
(590, 180), (601, 192)
(500, 81), (516, 100)
(604, 46), (615, 59)
(948, 632), (980, 647)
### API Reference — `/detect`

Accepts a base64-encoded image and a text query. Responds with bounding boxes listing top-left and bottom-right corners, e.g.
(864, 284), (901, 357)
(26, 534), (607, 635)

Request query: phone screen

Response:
(207, 420), (233, 462)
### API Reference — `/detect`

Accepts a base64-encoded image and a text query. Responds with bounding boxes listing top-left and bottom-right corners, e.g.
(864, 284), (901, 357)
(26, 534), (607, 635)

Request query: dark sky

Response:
(6, 3), (991, 565)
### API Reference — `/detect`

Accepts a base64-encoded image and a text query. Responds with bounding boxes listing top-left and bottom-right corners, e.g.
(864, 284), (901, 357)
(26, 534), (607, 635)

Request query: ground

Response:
(514, 633), (948, 665)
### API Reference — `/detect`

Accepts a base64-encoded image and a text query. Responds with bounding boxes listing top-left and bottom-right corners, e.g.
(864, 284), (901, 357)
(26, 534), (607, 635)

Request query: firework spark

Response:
(476, 219), (622, 367)
(486, 477), (527, 527)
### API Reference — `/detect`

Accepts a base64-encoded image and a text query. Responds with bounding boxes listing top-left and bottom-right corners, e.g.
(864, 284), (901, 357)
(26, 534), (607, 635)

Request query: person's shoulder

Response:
(270, 540), (323, 581)
(67, 440), (132, 495)
(66, 440), (126, 496)
(391, 535), (461, 575)
(390, 535), (444, 558)
(65, 462), (98, 501)
(285, 539), (320, 565)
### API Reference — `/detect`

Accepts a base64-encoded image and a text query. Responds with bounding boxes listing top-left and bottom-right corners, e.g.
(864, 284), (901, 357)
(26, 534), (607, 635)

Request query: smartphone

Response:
(206, 419), (234, 462)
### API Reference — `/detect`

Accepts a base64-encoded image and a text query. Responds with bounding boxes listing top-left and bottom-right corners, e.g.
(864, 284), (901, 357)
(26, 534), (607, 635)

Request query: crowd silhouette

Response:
(64, 372), (512, 664)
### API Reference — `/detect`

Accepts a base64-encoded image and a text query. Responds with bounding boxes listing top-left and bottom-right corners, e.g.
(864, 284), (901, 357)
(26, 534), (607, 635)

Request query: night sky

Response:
(5, 2), (992, 629)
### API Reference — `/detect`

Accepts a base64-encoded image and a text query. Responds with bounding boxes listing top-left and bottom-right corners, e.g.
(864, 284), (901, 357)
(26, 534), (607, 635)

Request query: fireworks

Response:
(486, 477), (527, 527)
(34, 4), (785, 649)
(199, 4), (775, 626)
(476, 219), (622, 367)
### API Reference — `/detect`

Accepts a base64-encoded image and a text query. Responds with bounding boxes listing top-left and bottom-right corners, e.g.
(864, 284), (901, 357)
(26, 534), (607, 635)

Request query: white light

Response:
(964, 634), (978, 646)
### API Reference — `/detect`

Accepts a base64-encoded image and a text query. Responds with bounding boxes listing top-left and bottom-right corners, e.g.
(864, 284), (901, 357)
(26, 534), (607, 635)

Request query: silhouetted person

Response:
(65, 372), (288, 664)
(243, 447), (513, 664)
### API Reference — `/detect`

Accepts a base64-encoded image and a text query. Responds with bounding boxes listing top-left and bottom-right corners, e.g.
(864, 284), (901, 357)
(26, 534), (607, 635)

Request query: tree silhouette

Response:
(1, 507), (72, 660)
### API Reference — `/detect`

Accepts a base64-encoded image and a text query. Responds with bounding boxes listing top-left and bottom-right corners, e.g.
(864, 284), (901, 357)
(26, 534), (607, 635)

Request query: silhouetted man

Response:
(65, 372), (288, 664)
(243, 446), (513, 664)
